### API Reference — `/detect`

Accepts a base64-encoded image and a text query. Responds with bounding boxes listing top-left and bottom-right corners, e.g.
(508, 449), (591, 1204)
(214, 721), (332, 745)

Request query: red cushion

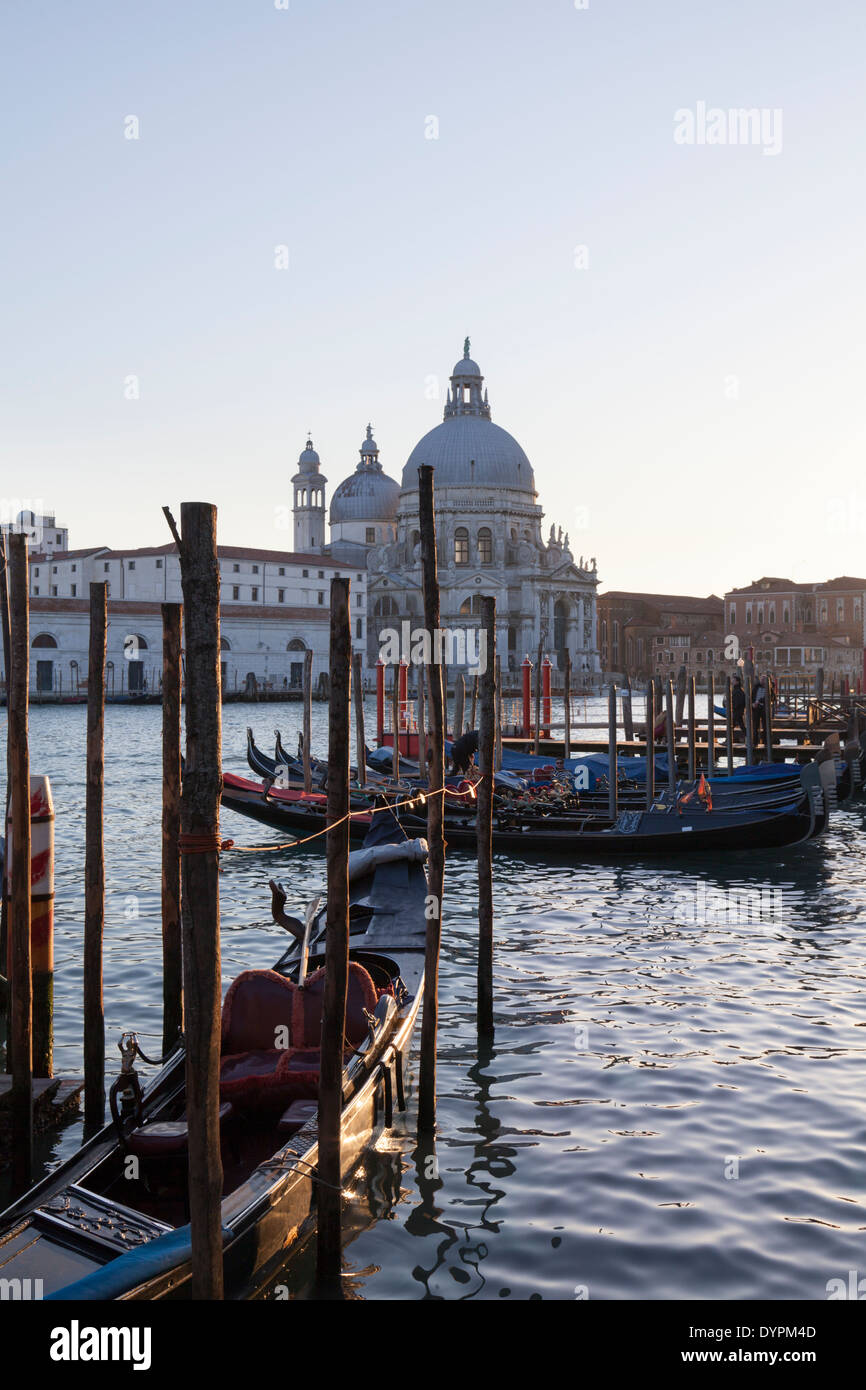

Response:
(221, 969), (297, 1055)
(128, 1102), (233, 1157)
(292, 962), (379, 1051)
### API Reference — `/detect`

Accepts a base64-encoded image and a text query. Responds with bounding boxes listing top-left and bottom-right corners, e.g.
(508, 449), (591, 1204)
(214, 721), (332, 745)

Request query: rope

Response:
(178, 831), (235, 855)
(225, 780), (484, 854)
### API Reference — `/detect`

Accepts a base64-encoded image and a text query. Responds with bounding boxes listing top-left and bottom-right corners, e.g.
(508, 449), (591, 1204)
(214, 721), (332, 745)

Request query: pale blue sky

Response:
(2, 1), (864, 595)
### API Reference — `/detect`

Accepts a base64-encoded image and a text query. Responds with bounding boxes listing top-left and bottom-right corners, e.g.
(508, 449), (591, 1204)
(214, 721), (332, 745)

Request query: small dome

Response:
(296, 437), (320, 472)
(330, 468), (400, 524)
(452, 357), (481, 377)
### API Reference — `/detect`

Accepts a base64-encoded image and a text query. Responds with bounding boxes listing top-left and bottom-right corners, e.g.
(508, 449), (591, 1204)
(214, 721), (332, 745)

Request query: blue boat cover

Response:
(44, 1223), (231, 1301)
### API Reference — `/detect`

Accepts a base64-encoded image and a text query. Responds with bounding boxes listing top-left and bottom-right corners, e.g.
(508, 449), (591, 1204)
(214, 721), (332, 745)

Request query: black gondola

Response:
(0, 813), (428, 1299)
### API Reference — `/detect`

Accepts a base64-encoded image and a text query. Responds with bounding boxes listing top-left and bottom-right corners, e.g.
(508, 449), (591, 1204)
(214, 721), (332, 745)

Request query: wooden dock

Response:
(0, 1074), (84, 1158)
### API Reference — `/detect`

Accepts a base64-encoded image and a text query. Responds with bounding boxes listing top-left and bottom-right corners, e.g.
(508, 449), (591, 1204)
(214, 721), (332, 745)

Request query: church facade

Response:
(297, 342), (601, 681)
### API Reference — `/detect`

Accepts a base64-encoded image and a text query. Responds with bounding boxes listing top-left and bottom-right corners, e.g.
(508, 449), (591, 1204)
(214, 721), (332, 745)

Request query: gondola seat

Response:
(127, 1102), (234, 1158)
(289, 962), (378, 1051)
(277, 1099), (318, 1135)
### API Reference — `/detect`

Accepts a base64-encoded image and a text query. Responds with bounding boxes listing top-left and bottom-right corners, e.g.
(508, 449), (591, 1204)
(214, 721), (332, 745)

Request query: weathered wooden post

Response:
(84, 581), (107, 1135)
(666, 678), (677, 792)
(7, 534), (32, 1193)
(564, 653), (572, 760)
(687, 677), (696, 782)
(675, 664), (687, 728)
(317, 577), (352, 1289)
(645, 681), (655, 809)
(418, 465), (445, 1136)
(707, 671), (715, 777)
(175, 502), (224, 1300)
(521, 654), (532, 739)
(0, 535), (11, 974)
(391, 666), (400, 781)
(470, 673), (478, 733)
(352, 652), (366, 788)
(161, 602), (183, 1057)
(816, 665), (825, 704)
(417, 665), (427, 775)
(745, 673), (755, 765)
(477, 597), (495, 1037)
(725, 675), (734, 773)
(302, 647), (313, 794)
(764, 670), (774, 763)
(494, 653), (503, 771)
(623, 676), (634, 742)
(533, 641), (543, 755)
(454, 674), (465, 743)
(608, 684), (618, 818)
(542, 655), (552, 736)
(375, 658), (385, 746)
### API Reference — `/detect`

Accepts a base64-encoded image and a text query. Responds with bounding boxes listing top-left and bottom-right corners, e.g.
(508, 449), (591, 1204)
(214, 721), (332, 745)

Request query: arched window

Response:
(459, 595), (482, 616)
(374, 596), (398, 617)
(477, 527), (492, 565)
(220, 636), (231, 651)
(32, 633), (58, 648)
(454, 528), (469, 565)
(554, 599), (569, 651)
(287, 637), (307, 651)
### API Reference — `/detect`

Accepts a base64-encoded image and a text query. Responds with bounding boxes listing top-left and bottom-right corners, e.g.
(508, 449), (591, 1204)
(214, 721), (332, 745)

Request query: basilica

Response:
(293, 341), (601, 680)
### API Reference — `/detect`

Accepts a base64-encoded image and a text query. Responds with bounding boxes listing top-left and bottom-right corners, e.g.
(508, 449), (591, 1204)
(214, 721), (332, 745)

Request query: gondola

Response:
(0, 811), (428, 1300)
(222, 762), (827, 858)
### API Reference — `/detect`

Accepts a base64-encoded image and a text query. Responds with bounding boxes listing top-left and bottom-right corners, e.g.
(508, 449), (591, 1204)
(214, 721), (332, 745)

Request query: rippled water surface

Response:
(2, 700), (865, 1300)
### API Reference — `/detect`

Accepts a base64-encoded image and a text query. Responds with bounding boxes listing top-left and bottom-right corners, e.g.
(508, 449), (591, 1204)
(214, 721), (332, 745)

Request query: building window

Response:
(783, 605), (790, 624)
(33, 586), (39, 595)
(374, 596), (398, 617)
(278, 589), (285, 602)
(459, 595), (482, 616)
(855, 600), (862, 621)
(104, 562), (110, 572)
(729, 605), (736, 626)
(156, 558), (163, 569)
(356, 619), (363, 638)
(768, 605), (775, 624)
(71, 563), (77, 572)
(302, 569), (309, 578)
(55, 535), (61, 545)
(837, 599), (845, 621)
(231, 585), (239, 600)
(478, 527), (493, 565)
(745, 604), (752, 624)
(51, 586), (57, 596)
(318, 571), (325, 579)
(71, 584), (76, 597)
(252, 564), (259, 574)
(707, 649), (714, 663)
(454, 528), (469, 565)
(278, 566), (285, 576)
(366, 528), (375, 544)
(251, 586), (259, 601)
(318, 592), (324, 605)
(128, 561), (135, 570)
(52, 566), (57, 574)
(757, 604), (763, 625)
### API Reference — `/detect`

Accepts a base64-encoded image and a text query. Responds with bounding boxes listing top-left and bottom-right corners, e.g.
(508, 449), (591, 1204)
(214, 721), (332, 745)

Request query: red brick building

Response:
(597, 591), (724, 684)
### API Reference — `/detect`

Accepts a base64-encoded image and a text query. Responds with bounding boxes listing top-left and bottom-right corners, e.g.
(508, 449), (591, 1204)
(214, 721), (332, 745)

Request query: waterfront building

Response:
(725, 576), (866, 685)
(597, 591), (724, 684)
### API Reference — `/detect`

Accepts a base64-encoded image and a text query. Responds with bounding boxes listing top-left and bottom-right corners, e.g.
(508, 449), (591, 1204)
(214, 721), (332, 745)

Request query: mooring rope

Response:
(223, 779), (483, 854)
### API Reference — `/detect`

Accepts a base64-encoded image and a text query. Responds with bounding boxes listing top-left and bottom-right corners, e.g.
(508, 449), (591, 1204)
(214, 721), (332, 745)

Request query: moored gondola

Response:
(0, 813), (429, 1299)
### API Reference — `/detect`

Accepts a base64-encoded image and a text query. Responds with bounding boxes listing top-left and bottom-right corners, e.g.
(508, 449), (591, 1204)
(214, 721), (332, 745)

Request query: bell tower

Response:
(292, 436), (327, 552)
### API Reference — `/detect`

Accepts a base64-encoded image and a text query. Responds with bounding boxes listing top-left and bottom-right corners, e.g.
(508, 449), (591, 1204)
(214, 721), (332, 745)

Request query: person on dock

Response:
(752, 677), (768, 747)
(730, 675), (747, 741)
(449, 728), (479, 774)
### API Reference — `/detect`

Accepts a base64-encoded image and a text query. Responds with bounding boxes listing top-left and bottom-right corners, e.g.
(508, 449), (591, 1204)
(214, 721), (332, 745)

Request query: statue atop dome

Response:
(464, 336), (471, 357)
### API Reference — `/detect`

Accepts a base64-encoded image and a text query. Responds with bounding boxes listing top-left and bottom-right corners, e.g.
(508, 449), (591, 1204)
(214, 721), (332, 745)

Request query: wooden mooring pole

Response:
(623, 677), (634, 742)
(477, 597), (495, 1038)
(0, 535), (11, 975)
(494, 653), (503, 772)
(454, 674), (465, 743)
(675, 664), (687, 728)
(745, 673), (755, 765)
(608, 684), (618, 819)
(84, 581), (107, 1135)
(418, 465), (445, 1136)
(645, 681), (655, 809)
(564, 654), (572, 760)
(176, 502), (224, 1300)
(470, 674), (478, 733)
(161, 602), (183, 1057)
(687, 676), (696, 782)
(725, 675), (734, 773)
(417, 665), (427, 775)
(707, 672), (715, 777)
(317, 578), (352, 1290)
(353, 652), (366, 788)
(391, 667), (400, 781)
(533, 641), (543, 755)
(8, 534), (32, 1194)
(302, 648), (313, 794)
(764, 670), (774, 763)
(666, 679), (677, 792)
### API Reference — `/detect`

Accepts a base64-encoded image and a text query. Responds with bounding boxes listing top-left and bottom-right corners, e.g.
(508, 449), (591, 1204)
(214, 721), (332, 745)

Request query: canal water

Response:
(2, 699), (865, 1300)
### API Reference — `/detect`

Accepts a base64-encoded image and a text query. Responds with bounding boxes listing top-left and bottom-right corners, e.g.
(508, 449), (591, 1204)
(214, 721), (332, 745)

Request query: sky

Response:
(2, 0), (865, 597)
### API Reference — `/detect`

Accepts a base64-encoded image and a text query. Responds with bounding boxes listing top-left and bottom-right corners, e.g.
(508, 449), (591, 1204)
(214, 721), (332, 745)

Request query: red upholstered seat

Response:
(291, 961), (378, 1050)
(221, 969), (296, 1055)
(128, 1102), (233, 1158)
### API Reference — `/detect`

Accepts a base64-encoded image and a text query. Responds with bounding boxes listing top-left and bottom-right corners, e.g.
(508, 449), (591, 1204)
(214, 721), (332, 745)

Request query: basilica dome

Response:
(330, 425), (400, 524)
(401, 342), (536, 494)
